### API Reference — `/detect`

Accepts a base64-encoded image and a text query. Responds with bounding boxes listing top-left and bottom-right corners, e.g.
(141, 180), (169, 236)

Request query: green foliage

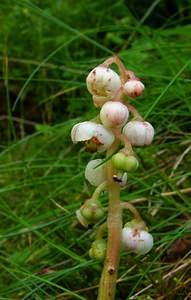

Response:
(0, 0), (191, 299)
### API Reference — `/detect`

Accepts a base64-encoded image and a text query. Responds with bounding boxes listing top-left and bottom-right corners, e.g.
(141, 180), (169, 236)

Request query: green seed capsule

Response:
(89, 239), (106, 261)
(124, 156), (139, 172)
(94, 207), (105, 221)
(112, 153), (139, 172)
(112, 152), (126, 170)
(80, 200), (104, 222)
(81, 206), (93, 221)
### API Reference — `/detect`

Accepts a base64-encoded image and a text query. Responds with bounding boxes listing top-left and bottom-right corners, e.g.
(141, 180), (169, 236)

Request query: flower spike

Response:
(71, 56), (155, 299)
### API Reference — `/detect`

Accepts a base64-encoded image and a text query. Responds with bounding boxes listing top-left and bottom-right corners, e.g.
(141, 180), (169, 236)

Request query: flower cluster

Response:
(71, 56), (154, 258)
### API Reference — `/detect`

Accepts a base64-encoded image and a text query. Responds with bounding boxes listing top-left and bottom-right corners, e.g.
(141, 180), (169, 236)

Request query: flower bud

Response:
(124, 79), (145, 98)
(112, 153), (139, 172)
(124, 156), (139, 172)
(123, 121), (154, 146)
(80, 199), (104, 222)
(122, 227), (153, 255)
(71, 121), (114, 152)
(112, 152), (126, 170)
(89, 239), (107, 261)
(100, 101), (129, 128)
(86, 66), (121, 98)
(85, 159), (106, 186)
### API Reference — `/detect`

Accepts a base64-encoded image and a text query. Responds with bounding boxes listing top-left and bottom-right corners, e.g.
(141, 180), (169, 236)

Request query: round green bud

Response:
(89, 239), (107, 261)
(93, 207), (105, 221)
(124, 156), (139, 172)
(80, 200), (104, 222)
(80, 205), (93, 221)
(112, 152), (126, 170)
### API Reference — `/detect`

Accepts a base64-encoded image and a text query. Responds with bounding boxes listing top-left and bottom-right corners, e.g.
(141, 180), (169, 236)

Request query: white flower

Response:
(100, 101), (129, 128)
(71, 121), (114, 152)
(123, 121), (154, 146)
(85, 159), (106, 186)
(86, 66), (121, 98)
(122, 227), (153, 255)
(124, 79), (145, 98)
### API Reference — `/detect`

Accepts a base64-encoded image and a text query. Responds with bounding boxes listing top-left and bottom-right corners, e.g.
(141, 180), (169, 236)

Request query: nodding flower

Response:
(85, 159), (107, 186)
(86, 66), (122, 98)
(100, 101), (129, 128)
(123, 121), (154, 146)
(71, 121), (114, 152)
(124, 78), (145, 98)
(122, 226), (153, 255)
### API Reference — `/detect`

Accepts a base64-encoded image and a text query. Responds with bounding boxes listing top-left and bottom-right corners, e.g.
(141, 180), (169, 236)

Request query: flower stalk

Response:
(92, 181), (108, 201)
(96, 140), (121, 299)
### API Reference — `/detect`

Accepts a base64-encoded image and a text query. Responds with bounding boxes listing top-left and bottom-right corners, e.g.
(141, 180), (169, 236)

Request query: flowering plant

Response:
(71, 55), (154, 300)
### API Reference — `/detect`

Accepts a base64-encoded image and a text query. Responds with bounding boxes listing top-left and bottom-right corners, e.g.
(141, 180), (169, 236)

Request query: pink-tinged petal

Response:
(100, 101), (129, 128)
(71, 121), (115, 152)
(123, 121), (154, 146)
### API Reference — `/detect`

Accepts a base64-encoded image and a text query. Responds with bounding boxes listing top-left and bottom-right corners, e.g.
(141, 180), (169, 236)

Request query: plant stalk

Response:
(97, 142), (122, 300)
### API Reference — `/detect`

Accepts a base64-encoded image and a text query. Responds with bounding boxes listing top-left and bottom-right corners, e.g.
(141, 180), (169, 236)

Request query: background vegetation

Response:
(0, 0), (191, 299)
